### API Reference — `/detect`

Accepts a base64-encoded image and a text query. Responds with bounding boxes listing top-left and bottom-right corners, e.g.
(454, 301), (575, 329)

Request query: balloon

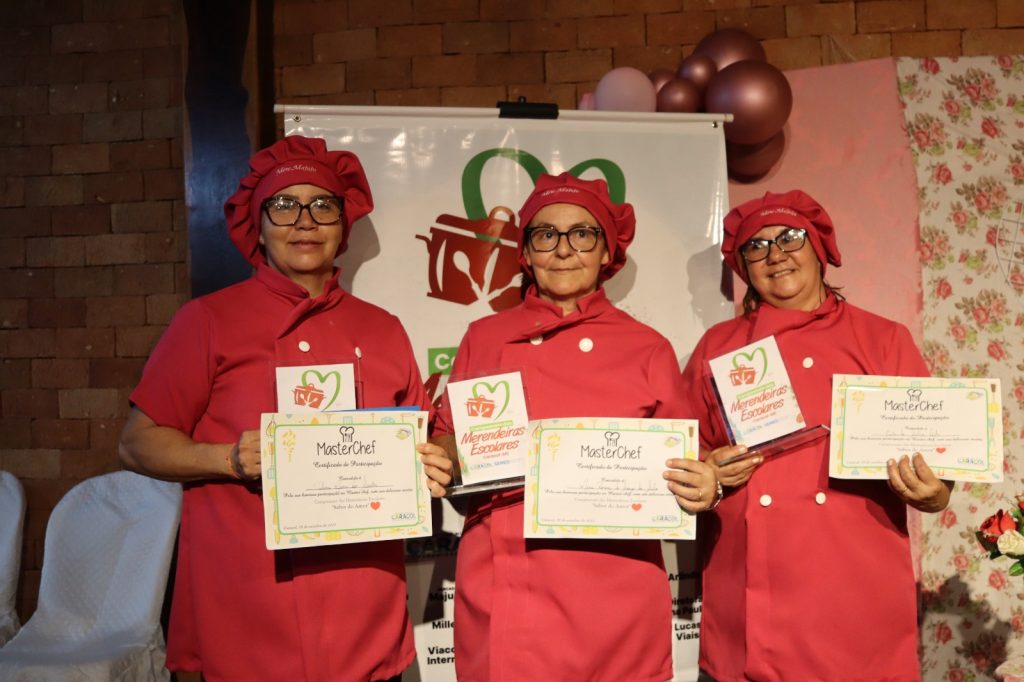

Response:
(676, 54), (717, 94)
(692, 28), (766, 72)
(578, 92), (596, 110)
(656, 78), (701, 113)
(648, 68), (676, 94)
(594, 67), (657, 112)
(705, 60), (793, 145)
(726, 129), (786, 180)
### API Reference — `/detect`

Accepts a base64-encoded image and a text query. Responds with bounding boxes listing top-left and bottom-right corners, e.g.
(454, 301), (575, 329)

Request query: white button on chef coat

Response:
(759, 494), (772, 507)
(530, 336), (543, 346)
(579, 337), (594, 352)
(815, 492), (827, 505)
(802, 356), (814, 368)
(298, 340), (311, 352)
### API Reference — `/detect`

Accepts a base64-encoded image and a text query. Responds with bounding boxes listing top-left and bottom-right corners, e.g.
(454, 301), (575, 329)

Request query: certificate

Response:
(524, 417), (699, 541)
(829, 375), (1003, 482)
(260, 410), (432, 550)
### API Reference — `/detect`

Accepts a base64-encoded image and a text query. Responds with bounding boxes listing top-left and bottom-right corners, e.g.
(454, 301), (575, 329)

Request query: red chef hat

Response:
(224, 135), (374, 266)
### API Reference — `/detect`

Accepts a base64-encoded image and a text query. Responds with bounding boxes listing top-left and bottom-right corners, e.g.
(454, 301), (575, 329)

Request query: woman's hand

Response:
(886, 453), (953, 513)
(227, 430), (262, 481)
(664, 458), (720, 513)
(706, 444), (762, 488)
(419, 442), (454, 498)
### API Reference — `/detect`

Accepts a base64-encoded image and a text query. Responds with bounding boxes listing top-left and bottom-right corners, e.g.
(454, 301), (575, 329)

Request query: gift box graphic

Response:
(466, 395), (496, 418)
(729, 365), (756, 386)
(293, 383), (326, 408)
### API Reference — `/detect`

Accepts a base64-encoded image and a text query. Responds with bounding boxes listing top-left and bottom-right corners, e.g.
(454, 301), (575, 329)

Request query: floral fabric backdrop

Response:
(898, 55), (1024, 680)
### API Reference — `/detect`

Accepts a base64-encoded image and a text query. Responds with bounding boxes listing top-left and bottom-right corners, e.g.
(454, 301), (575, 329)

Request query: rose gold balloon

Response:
(648, 68), (676, 94)
(705, 60), (793, 145)
(726, 129), (786, 180)
(692, 28), (766, 72)
(676, 54), (717, 94)
(656, 78), (702, 113)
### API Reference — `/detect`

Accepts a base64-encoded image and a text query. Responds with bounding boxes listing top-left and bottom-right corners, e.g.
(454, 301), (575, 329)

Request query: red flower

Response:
(986, 226), (999, 246)
(972, 306), (990, 325)
(1013, 614), (1024, 632)
(953, 553), (971, 570)
(952, 210), (969, 227)
(935, 278), (952, 299)
(998, 55), (1013, 69)
(914, 128), (931, 149)
(940, 508), (957, 528)
(1011, 162), (1024, 181)
(920, 241), (934, 262)
(935, 622), (953, 643)
(990, 570), (1009, 590)
(1013, 383), (1024, 404)
(965, 84), (981, 103)
(982, 118), (1001, 138)
(950, 324), (967, 343)
(988, 341), (1008, 361)
(974, 191), (992, 212)
(1010, 271), (1024, 291)
(922, 58), (940, 74)
(948, 669), (965, 682)
(980, 509), (1017, 540)
(933, 163), (953, 184)
(944, 99), (961, 117)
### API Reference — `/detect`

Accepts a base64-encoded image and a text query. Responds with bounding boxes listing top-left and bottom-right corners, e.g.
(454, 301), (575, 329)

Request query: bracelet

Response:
(708, 480), (724, 510)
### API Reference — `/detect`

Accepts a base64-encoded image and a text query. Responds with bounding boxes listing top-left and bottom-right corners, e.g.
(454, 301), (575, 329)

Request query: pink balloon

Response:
(594, 67), (657, 112)
(648, 68), (676, 94)
(693, 29), (766, 72)
(578, 92), (596, 110)
(677, 54), (717, 94)
(656, 78), (702, 113)
(727, 129), (787, 180)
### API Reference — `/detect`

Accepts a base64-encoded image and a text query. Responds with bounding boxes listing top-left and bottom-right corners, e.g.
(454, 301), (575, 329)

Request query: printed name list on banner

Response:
(260, 411), (432, 549)
(446, 371), (530, 485)
(524, 417), (699, 541)
(829, 375), (1003, 482)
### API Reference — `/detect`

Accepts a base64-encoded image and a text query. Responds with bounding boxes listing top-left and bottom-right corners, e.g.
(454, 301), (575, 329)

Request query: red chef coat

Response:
(436, 287), (685, 682)
(680, 295), (928, 682)
(131, 264), (425, 682)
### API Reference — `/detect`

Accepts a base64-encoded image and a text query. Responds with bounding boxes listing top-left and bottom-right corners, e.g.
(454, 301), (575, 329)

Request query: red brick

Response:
(109, 18), (171, 50)
(0, 86), (49, 116)
(762, 36), (822, 69)
(48, 83), (108, 114)
(54, 266), (114, 298)
(891, 30), (962, 56)
(0, 417), (31, 448)
(0, 146), (50, 176)
(511, 19), (578, 52)
(145, 292), (186, 324)
(0, 328), (56, 358)
(481, 0), (548, 20)
(647, 11), (717, 45)
(89, 357), (145, 387)
(51, 204), (111, 236)
(548, 0), (615, 18)
(52, 23), (112, 54)
(25, 176), (84, 207)
(418, 0), (480, 22)
(81, 50), (144, 82)
(142, 46), (181, 78)
(85, 294), (146, 327)
(856, 0), (925, 32)
(143, 169), (183, 200)
(0, 301), (29, 330)
(275, 34), (313, 66)
(443, 21), (509, 54)
(0, 27), (51, 57)
(349, 0), (412, 27)
(142, 108), (180, 139)
(24, 114), (83, 145)
(172, 199), (185, 231)
(2, 389), (58, 418)
(1, 358), (32, 388)
(51, 143), (110, 174)
(55, 326), (116, 357)
(89, 417), (126, 451)
(32, 359), (89, 389)
(0, 207), (51, 238)
(0, 239), (25, 268)
(0, 57), (25, 86)
(59, 387), (122, 418)
(276, 1), (348, 35)
(23, 53), (84, 85)
(109, 140), (169, 171)
(84, 233), (144, 265)
(440, 85), (508, 107)
(27, 297), (87, 328)
(279, 63), (348, 97)
(546, 49), (614, 83)
(412, 54), (479, 87)
(379, 25), (443, 57)
(963, 27), (1024, 53)
(108, 79), (171, 111)
(142, 231), (186, 263)
(613, 45), (683, 72)
(61, 449), (122, 479)
(0, 177), (26, 208)
(110, 201), (172, 233)
(477, 53), (544, 85)
(508, 83), (579, 110)
(83, 171), (145, 203)
(26, 236), (86, 267)
(115, 324), (165, 357)
(787, 2), (855, 36)
(84, 0), (144, 21)
(15, 1), (82, 28)
(999, 0), (1024, 27)
(718, 7), (787, 38)
(614, 0), (682, 11)
(83, 111), (143, 142)
(346, 58), (411, 92)
(822, 33), (892, 63)
(0, 449), (61, 478)
(578, 15), (645, 48)
(113, 263), (175, 294)
(927, 0), (996, 29)
(0, 116), (24, 145)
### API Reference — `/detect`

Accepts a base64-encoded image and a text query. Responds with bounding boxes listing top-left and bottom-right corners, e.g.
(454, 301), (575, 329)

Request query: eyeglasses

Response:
(262, 195), (344, 227)
(526, 225), (603, 253)
(739, 228), (808, 262)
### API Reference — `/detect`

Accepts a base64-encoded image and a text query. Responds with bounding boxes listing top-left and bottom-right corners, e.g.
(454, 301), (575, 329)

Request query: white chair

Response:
(0, 471), (27, 646)
(0, 471), (182, 681)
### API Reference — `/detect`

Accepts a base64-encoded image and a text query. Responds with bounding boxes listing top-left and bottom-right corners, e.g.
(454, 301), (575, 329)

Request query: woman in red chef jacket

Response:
(682, 190), (953, 682)
(433, 172), (719, 681)
(119, 135), (453, 681)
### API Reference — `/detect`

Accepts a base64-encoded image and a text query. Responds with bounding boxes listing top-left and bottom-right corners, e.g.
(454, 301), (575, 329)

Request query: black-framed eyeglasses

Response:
(526, 225), (603, 253)
(739, 227), (808, 262)
(262, 195), (344, 227)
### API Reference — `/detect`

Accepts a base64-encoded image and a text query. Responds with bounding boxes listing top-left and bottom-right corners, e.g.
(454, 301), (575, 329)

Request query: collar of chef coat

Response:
(254, 263), (347, 338)
(509, 285), (613, 343)
(747, 292), (840, 345)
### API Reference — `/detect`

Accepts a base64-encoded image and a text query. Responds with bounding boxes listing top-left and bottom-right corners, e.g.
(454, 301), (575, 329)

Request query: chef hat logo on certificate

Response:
(708, 336), (829, 465)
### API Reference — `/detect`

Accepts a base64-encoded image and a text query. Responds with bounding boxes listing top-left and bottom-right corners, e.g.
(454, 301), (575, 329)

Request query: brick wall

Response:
(0, 0), (185, 618)
(1, 0), (1021, 622)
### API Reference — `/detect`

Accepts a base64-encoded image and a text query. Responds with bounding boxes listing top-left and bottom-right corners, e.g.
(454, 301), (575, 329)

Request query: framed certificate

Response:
(524, 417), (699, 541)
(260, 410), (432, 549)
(829, 375), (1003, 482)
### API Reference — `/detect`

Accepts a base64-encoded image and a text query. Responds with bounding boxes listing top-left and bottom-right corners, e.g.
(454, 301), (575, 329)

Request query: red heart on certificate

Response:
(370, 501), (381, 510)
(936, 447), (946, 453)
(631, 503), (642, 511)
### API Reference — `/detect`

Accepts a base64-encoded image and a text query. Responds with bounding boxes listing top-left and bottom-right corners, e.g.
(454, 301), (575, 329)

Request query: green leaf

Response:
(1009, 561), (1024, 577)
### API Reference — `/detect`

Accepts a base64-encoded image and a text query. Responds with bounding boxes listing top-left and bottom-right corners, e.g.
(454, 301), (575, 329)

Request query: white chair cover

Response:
(0, 471), (182, 681)
(0, 471), (26, 646)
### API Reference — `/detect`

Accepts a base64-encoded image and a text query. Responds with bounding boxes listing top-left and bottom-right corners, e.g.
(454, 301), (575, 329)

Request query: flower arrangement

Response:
(979, 502), (1024, 576)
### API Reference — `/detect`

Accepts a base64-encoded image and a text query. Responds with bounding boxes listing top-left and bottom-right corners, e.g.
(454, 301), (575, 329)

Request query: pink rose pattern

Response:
(898, 56), (1024, 679)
